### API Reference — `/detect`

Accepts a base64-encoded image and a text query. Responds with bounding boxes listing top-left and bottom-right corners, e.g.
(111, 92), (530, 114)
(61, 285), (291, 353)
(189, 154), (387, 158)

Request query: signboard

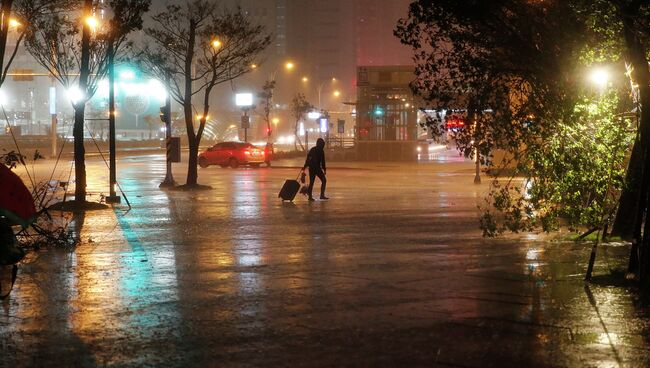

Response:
(241, 115), (250, 129)
(357, 67), (369, 86)
(235, 93), (253, 107)
(319, 118), (328, 133)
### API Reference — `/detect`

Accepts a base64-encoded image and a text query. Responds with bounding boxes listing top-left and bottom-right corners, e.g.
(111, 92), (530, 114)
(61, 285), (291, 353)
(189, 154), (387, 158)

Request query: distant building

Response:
(355, 65), (424, 161)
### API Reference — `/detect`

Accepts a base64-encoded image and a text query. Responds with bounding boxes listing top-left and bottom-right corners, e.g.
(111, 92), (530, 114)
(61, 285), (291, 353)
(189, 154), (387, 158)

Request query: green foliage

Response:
(481, 92), (634, 235)
(396, 0), (643, 237)
(396, 0), (590, 163)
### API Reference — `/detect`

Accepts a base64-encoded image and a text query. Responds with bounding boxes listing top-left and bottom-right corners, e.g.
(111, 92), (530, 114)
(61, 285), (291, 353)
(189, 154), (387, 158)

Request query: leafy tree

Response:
(24, 0), (150, 203)
(396, 0), (650, 282)
(480, 93), (634, 235)
(139, 1), (271, 188)
(601, 1), (650, 244)
(290, 93), (313, 152)
(0, 1), (37, 89)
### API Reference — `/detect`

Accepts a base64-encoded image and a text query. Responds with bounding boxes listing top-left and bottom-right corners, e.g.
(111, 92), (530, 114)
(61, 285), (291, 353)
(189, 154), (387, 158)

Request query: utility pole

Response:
(105, 38), (120, 204)
(159, 73), (176, 188)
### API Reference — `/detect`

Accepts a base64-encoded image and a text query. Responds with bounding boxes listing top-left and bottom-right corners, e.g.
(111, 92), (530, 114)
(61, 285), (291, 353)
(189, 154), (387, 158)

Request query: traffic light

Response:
(159, 106), (169, 123)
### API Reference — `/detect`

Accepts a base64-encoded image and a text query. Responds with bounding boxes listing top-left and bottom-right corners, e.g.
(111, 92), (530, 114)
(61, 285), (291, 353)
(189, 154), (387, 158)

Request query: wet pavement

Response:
(1, 150), (650, 367)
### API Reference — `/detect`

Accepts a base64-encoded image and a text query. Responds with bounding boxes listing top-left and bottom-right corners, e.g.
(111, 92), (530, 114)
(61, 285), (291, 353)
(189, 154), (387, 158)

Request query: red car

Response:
(198, 141), (266, 168)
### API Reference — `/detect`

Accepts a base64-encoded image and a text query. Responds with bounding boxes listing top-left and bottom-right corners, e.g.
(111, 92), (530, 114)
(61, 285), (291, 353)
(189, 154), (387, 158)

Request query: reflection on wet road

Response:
(1, 153), (649, 367)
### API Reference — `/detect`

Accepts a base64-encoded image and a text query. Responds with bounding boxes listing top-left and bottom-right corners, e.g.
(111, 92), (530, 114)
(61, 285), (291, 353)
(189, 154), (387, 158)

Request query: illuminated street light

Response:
(251, 64), (257, 69)
(211, 39), (222, 48)
(8, 18), (21, 28)
(272, 117), (280, 125)
(333, 90), (341, 98)
(302, 76), (309, 82)
(85, 16), (99, 30)
(589, 68), (609, 88)
(285, 61), (295, 71)
(67, 86), (85, 104)
(120, 69), (135, 80)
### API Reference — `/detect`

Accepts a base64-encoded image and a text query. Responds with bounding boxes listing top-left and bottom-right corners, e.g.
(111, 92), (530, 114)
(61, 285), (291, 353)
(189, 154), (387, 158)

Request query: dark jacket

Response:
(304, 146), (326, 171)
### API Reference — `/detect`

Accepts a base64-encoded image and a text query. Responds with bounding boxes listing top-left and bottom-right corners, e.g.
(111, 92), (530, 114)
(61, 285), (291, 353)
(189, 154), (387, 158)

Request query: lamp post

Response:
(159, 72), (176, 188)
(105, 35), (120, 203)
(306, 77), (337, 110)
(261, 61), (294, 146)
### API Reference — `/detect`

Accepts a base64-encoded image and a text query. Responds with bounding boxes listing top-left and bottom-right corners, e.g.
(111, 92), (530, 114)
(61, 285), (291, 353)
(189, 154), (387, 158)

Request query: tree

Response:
(290, 93), (313, 152)
(139, 1), (271, 188)
(396, 0), (650, 283)
(605, 1), (650, 240)
(0, 0), (68, 99)
(257, 80), (275, 143)
(24, 0), (150, 203)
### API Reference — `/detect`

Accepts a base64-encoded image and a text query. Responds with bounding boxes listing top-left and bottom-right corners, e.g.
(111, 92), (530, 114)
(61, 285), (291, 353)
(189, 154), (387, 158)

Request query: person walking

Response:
(303, 138), (328, 201)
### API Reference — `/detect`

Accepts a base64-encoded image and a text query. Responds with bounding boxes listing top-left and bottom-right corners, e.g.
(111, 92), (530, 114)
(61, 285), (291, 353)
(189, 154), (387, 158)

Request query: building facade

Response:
(355, 65), (423, 161)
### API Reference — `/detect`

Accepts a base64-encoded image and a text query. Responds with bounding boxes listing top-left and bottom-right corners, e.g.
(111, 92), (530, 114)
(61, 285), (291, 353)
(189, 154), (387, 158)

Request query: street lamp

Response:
(266, 60), (296, 81)
(106, 20), (121, 203)
(84, 15), (120, 202)
(316, 77), (337, 110)
(8, 18), (21, 29)
(589, 68), (609, 88)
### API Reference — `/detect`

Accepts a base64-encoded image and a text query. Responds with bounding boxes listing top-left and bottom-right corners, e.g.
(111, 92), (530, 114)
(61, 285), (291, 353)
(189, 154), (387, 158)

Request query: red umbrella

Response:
(0, 164), (36, 228)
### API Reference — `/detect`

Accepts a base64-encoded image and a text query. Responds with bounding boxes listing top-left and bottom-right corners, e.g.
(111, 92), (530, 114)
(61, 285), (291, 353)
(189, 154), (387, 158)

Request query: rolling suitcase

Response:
(279, 171), (303, 201)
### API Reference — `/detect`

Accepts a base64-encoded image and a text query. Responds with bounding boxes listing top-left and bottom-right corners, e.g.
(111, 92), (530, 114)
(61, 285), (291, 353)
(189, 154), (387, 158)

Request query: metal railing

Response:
(355, 124), (419, 141)
(326, 136), (355, 149)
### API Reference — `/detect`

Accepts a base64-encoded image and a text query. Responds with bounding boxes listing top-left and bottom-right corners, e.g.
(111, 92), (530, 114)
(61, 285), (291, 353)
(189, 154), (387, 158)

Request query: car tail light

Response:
(245, 150), (251, 155)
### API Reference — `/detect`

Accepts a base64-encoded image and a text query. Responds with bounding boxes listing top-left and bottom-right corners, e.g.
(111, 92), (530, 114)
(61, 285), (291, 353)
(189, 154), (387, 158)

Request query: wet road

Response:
(2, 151), (649, 367)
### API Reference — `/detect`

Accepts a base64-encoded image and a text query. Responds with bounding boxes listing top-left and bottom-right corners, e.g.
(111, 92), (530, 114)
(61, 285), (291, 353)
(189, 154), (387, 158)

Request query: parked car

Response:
(198, 141), (266, 168)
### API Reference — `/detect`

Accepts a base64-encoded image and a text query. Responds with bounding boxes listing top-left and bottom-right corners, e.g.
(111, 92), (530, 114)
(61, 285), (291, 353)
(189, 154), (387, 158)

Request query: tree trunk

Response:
(71, 0), (93, 202)
(619, 5), (650, 281)
(611, 138), (643, 238)
(294, 120), (305, 151)
(73, 105), (86, 201)
(637, 83), (650, 283)
(186, 138), (199, 185)
(183, 20), (196, 186)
